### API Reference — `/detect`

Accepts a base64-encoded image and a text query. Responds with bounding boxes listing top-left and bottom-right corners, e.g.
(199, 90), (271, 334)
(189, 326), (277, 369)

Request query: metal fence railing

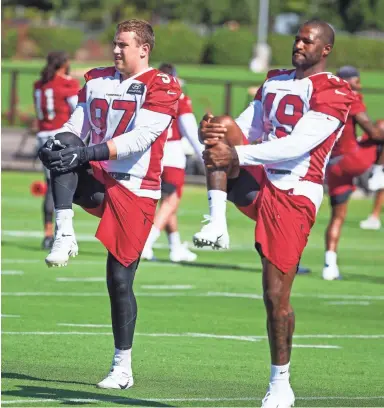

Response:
(3, 68), (384, 126)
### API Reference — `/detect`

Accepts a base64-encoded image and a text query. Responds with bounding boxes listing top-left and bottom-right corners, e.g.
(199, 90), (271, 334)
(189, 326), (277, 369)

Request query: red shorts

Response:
(234, 166), (316, 273)
(327, 145), (376, 198)
(162, 166), (185, 198)
(82, 162), (157, 267)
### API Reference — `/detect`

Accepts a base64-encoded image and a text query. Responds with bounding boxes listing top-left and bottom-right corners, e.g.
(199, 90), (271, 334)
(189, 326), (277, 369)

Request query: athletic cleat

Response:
(360, 215), (381, 230)
(193, 215), (230, 249)
(141, 245), (157, 261)
(169, 242), (197, 262)
(296, 264), (311, 275)
(96, 366), (134, 390)
(45, 234), (78, 267)
(41, 236), (54, 250)
(261, 383), (295, 408)
(322, 263), (341, 281)
(368, 166), (384, 191)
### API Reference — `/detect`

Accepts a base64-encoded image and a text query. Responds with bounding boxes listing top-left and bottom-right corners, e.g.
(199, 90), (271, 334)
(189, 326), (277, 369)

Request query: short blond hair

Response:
(116, 19), (155, 52)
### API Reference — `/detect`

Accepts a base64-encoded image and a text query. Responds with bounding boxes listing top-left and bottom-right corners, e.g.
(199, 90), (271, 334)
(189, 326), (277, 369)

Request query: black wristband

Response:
(84, 143), (110, 162)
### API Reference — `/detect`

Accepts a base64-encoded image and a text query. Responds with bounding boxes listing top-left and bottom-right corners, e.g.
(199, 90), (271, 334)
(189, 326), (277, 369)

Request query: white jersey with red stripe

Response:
(234, 69), (354, 211)
(62, 66), (181, 199)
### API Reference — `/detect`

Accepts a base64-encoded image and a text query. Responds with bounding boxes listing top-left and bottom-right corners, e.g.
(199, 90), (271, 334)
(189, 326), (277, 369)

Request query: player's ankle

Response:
(168, 231), (181, 249)
(55, 209), (75, 235)
(325, 250), (337, 266)
(208, 190), (227, 224)
(270, 362), (290, 384)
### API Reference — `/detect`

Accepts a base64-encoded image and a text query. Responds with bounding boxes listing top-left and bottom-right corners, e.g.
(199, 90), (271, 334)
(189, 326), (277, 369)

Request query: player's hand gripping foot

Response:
(170, 242), (197, 262)
(193, 215), (229, 249)
(261, 383), (295, 408)
(45, 233), (78, 267)
(322, 263), (341, 280)
(96, 366), (134, 390)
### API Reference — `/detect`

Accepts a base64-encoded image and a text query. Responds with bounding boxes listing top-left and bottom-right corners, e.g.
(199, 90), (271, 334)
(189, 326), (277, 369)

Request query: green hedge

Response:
(269, 33), (384, 70)
(1, 29), (18, 59)
(28, 27), (84, 58)
(100, 22), (205, 65)
(151, 23), (205, 64)
(206, 27), (254, 65)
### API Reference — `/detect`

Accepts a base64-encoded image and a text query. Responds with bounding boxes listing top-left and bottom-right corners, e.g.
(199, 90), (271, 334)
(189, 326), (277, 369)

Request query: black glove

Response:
(38, 138), (65, 168)
(50, 143), (111, 173)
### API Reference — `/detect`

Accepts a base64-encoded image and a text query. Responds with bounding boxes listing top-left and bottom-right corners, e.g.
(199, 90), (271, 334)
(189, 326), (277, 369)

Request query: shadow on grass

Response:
(1, 240), (104, 258)
(1, 383), (173, 407)
(142, 258), (261, 273)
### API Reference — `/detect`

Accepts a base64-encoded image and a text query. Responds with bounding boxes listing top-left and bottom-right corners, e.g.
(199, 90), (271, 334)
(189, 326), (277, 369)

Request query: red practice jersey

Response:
(331, 92), (366, 157)
(33, 75), (80, 131)
(166, 93), (193, 142)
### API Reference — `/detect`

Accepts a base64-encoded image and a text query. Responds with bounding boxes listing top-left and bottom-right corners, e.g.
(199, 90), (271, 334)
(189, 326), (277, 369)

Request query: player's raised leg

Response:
(193, 115), (244, 249)
(44, 132), (85, 267)
(261, 259), (296, 408)
(97, 253), (138, 389)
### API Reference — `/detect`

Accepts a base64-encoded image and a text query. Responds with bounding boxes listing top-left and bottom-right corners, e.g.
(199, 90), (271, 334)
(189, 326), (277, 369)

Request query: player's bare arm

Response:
(355, 111), (384, 142)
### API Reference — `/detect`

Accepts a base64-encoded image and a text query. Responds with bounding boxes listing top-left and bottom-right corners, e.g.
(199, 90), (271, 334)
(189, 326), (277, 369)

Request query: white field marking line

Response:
(140, 285), (194, 290)
(2, 291), (384, 301)
(292, 344), (341, 349)
(56, 277), (104, 282)
(325, 301), (371, 306)
(1, 314), (20, 318)
(2, 396), (384, 405)
(3, 330), (384, 341)
(1, 270), (24, 275)
(3, 230), (384, 251)
(58, 323), (110, 328)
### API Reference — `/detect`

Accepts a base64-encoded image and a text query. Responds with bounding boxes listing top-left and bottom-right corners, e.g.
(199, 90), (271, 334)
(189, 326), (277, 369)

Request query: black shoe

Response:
(42, 236), (54, 250)
(296, 265), (311, 275)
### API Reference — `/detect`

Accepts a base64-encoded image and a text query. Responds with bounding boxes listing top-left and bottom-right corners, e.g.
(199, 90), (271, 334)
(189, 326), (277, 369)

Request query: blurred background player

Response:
(323, 66), (384, 280)
(360, 121), (384, 230)
(142, 63), (204, 262)
(33, 51), (80, 249)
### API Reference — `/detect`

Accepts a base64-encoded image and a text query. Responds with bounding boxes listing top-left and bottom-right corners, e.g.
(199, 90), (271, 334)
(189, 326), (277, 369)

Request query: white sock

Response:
(145, 226), (161, 249)
(208, 190), (227, 224)
(168, 231), (181, 250)
(55, 209), (74, 235)
(113, 348), (132, 373)
(325, 250), (337, 267)
(372, 164), (384, 175)
(270, 362), (290, 384)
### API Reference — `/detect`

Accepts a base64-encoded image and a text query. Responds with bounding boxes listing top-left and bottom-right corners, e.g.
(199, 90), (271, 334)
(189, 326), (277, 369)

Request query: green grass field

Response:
(2, 60), (384, 124)
(2, 171), (384, 407)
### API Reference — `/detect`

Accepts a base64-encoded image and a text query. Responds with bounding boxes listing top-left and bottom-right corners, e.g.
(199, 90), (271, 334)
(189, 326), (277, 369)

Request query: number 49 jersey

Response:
(236, 69), (354, 210)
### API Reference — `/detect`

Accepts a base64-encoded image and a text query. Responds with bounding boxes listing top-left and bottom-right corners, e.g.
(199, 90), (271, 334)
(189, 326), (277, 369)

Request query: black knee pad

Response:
(330, 190), (352, 206)
(161, 181), (177, 198)
(227, 169), (260, 207)
(55, 132), (85, 148)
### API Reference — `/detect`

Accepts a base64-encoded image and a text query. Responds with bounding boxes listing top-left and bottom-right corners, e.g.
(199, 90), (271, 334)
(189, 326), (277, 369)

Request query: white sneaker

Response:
(368, 166), (384, 191)
(193, 215), (230, 249)
(322, 263), (340, 281)
(141, 245), (155, 261)
(45, 233), (78, 267)
(360, 215), (381, 230)
(96, 366), (134, 390)
(261, 382), (295, 408)
(170, 243), (197, 262)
